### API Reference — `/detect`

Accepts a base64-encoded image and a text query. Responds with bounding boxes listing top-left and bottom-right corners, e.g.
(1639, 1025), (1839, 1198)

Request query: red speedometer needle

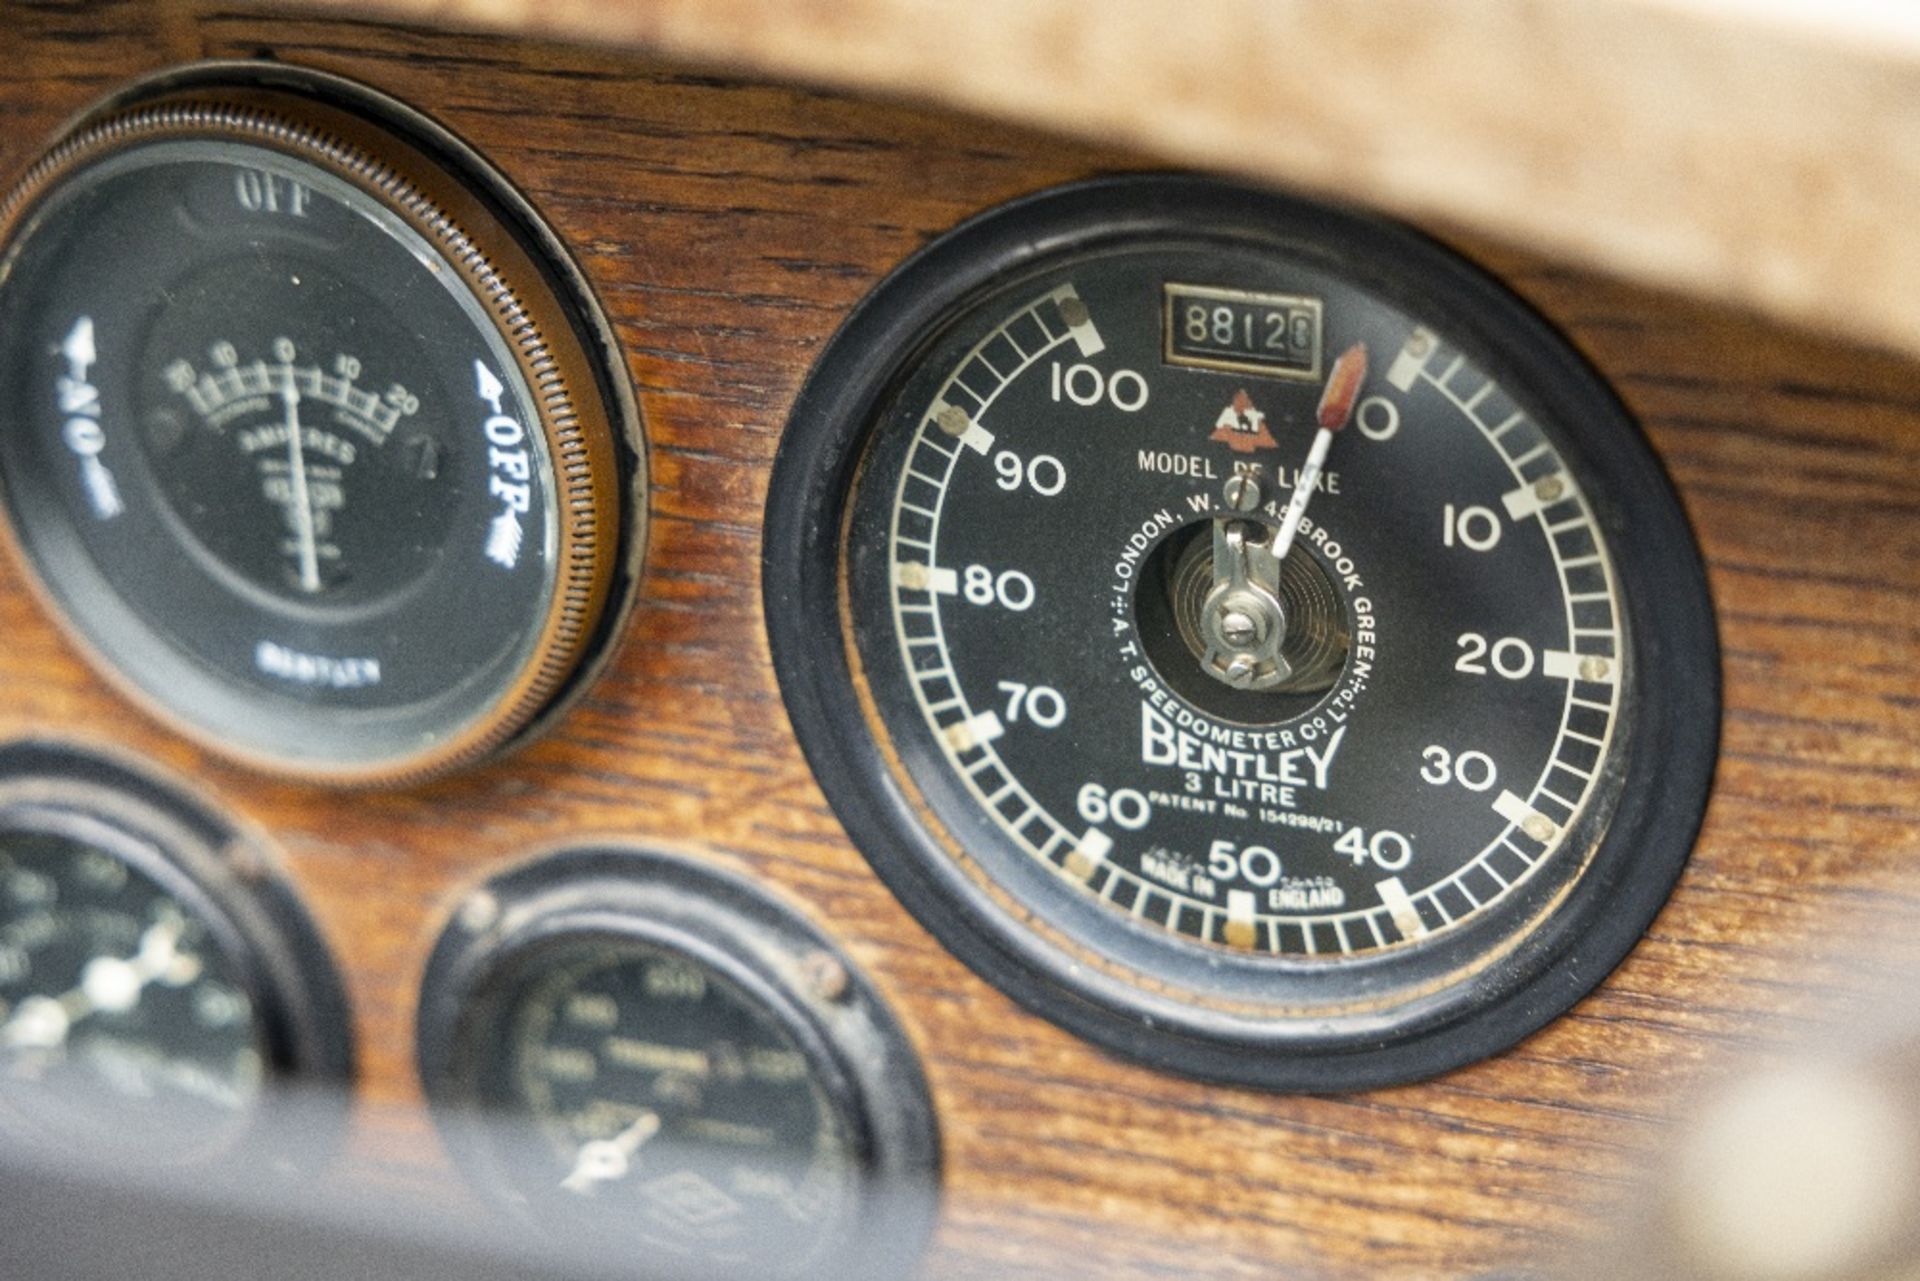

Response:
(1272, 342), (1368, 564)
(1317, 341), (1369, 430)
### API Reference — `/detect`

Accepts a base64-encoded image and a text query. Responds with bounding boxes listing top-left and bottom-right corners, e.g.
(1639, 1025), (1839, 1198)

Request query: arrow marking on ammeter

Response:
(61, 316), (97, 378)
(58, 316), (122, 520)
(475, 360), (506, 414)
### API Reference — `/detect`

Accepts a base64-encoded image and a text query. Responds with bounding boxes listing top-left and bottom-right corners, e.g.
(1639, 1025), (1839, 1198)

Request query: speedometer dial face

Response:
(0, 69), (641, 783)
(872, 262), (1618, 957)
(766, 176), (1719, 1090)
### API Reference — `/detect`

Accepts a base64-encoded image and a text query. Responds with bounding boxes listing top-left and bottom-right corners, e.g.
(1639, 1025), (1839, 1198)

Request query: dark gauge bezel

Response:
(0, 738), (354, 1161)
(0, 62), (646, 786)
(416, 845), (941, 1279)
(763, 174), (1720, 1091)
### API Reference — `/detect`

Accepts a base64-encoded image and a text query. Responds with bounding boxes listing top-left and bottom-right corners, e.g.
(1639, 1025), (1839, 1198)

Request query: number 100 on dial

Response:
(766, 176), (1719, 1092)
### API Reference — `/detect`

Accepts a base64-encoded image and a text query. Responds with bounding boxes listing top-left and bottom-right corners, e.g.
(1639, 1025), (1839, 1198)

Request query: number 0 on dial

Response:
(766, 176), (1719, 1090)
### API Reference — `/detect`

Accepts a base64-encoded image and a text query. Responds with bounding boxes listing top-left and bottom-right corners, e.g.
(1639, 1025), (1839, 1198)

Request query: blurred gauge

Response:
(0, 741), (352, 1163)
(483, 940), (857, 1256)
(417, 847), (939, 1280)
(0, 827), (266, 1156)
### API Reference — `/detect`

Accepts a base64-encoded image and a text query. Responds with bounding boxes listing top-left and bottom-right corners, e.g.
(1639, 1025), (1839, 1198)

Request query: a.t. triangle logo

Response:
(1209, 389), (1277, 453)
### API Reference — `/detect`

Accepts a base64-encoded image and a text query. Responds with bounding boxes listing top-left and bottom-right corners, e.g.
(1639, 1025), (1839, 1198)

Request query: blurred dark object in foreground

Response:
(0, 1084), (924, 1281)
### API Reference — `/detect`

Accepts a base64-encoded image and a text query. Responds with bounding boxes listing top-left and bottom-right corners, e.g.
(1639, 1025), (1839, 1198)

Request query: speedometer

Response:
(765, 176), (1718, 1090)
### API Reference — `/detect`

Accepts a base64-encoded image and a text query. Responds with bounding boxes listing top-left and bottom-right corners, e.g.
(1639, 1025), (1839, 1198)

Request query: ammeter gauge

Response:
(0, 741), (352, 1162)
(417, 847), (939, 1279)
(765, 176), (1719, 1090)
(0, 65), (643, 783)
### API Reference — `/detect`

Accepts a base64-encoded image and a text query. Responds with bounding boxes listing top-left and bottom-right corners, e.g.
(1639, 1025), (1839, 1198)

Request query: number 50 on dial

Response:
(767, 175), (1719, 1091)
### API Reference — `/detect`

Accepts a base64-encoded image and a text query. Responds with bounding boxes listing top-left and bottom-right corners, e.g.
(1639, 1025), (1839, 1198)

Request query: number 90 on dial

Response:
(767, 175), (1719, 1091)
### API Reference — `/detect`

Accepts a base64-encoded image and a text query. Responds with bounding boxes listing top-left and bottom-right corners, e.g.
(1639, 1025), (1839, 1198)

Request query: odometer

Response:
(766, 176), (1719, 1090)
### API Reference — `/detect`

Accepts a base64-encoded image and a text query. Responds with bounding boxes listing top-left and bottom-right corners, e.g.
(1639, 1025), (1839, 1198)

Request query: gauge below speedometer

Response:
(416, 846), (940, 1280)
(765, 175), (1719, 1090)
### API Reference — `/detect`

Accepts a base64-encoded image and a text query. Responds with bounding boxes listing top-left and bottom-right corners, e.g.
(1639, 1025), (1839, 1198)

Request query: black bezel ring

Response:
(763, 173), (1720, 1092)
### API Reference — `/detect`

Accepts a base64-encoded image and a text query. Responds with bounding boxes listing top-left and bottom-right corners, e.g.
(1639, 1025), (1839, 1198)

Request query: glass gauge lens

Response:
(418, 847), (940, 1281)
(765, 176), (1719, 1090)
(478, 939), (855, 1272)
(0, 828), (265, 1158)
(0, 70), (640, 783)
(0, 741), (354, 1163)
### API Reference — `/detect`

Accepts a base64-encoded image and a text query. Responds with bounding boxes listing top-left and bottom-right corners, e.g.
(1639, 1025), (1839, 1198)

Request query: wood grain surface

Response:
(1, 6), (1917, 1279)
(299, 0), (1920, 364)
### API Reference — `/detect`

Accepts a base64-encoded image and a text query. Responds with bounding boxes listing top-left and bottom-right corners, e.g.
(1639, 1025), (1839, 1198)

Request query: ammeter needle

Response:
(282, 376), (322, 594)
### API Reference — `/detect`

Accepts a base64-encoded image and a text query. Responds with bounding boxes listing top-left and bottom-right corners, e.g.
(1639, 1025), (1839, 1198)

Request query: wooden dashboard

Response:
(1, 5), (1916, 1278)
